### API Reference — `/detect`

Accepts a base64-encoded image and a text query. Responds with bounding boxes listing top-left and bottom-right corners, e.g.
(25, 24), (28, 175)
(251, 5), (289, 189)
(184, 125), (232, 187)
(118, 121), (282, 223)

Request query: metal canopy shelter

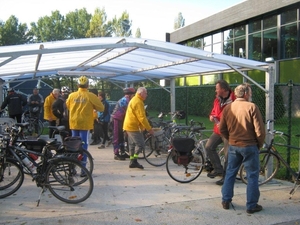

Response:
(0, 37), (274, 122)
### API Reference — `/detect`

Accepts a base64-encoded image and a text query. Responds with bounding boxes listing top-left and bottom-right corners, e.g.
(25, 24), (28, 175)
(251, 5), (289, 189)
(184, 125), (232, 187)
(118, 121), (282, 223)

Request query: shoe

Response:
(80, 172), (87, 177)
(129, 159), (144, 169)
(106, 140), (112, 147)
(216, 177), (224, 185)
(120, 152), (130, 158)
(246, 204), (263, 214)
(114, 154), (126, 161)
(98, 144), (105, 149)
(90, 140), (100, 145)
(222, 201), (230, 210)
(207, 171), (223, 178)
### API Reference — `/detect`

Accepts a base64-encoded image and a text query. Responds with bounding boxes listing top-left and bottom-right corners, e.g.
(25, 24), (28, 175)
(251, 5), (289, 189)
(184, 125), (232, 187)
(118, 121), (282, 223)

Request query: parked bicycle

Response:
(239, 120), (300, 199)
(21, 110), (44, 137)
(0, 122), (94, 205)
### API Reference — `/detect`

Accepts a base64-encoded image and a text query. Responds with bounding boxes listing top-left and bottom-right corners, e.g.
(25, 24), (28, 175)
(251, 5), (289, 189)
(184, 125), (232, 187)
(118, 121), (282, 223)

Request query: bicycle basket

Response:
(63, 136), (83, 152)
(152, 128), (165, 149)
(172, 138), (195, 155)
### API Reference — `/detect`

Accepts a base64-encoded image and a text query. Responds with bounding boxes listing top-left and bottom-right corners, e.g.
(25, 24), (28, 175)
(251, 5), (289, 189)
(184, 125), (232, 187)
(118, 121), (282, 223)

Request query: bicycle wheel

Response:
(239, 149), (280, 186)
(143, 135), (170, 166)
(36, 120), (44, 137)
(0, 158), (24, 198)
(166, 148), (204, 183)
(46, 158), (93, 204)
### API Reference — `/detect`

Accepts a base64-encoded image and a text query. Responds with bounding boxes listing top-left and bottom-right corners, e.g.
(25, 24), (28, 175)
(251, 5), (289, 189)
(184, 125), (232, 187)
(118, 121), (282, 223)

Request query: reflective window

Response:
(263, 28), (278, 60)
(213, 43), (222, 54)
(213, 32), (222, 43)
(281, 9), (297, 25)
(249, 19), (261, 33)
(204, 35), (212, 46)
(223, 39), (233, 56)
(224, 29), (234, 40)
(204, 45), (212, 52)
(234, 25), (246, 37)
(234, 36), (246, 57)
(248, 32), (262, 61)
(281, 23), (297, 58)
(263, 14), (277, 29)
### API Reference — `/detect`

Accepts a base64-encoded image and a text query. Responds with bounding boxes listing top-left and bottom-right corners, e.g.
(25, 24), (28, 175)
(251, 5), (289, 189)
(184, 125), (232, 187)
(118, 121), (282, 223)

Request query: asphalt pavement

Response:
(1, 135), (300, 225)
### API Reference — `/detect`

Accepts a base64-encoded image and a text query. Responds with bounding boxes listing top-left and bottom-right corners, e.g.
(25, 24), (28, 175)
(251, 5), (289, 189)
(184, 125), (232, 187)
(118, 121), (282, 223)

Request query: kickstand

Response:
(289, 182), (300, 199)
(37, 188), (46, 207)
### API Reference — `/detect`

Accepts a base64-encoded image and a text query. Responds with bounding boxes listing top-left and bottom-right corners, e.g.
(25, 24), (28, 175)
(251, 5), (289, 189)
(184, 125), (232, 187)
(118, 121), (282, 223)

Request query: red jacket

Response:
(209, 90), (236, 135)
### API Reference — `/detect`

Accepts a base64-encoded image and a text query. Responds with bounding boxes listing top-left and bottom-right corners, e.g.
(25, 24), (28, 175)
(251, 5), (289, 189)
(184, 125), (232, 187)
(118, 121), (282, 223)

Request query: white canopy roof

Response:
(0, 37), (269, 84)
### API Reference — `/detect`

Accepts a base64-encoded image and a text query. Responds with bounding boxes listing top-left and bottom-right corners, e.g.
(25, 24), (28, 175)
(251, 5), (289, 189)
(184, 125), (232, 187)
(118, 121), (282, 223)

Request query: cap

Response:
(7, 88), (14, 92)
(123, 87), (135, 95)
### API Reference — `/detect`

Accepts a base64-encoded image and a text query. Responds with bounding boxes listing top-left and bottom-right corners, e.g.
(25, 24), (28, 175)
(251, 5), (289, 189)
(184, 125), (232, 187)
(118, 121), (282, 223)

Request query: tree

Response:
(86, 7), (112, 37)
(135, 27), (141, 38)
(174, 12), (185, 30)
(110, 11), (132, 37)
(65, 8), (92, 39)
(0, 15), (31, 46)
(30, 10), (67, 42)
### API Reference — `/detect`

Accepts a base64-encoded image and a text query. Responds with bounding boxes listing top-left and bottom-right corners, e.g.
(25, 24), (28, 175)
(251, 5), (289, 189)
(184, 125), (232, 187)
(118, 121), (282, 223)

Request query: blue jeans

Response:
(221, 145), (260, 210)
(71, 130), (89, 171)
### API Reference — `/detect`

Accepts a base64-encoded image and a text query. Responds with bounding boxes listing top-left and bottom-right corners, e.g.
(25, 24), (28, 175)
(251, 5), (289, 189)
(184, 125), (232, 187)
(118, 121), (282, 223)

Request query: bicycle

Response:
(0, 122), (94, 205)
(239, 120), (300, 199)
(21, 110), (44, 137)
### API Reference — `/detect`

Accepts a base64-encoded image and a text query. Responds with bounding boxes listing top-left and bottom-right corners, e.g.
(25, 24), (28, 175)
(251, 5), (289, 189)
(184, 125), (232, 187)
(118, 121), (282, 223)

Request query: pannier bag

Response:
(172, 138), (195, 165)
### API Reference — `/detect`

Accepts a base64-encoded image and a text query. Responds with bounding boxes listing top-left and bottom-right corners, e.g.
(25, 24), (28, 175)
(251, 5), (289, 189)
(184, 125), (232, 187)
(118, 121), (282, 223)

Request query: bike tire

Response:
(46, 158), (93, 204)
(0, 158), (24, 199)
(239, 149), (280, 186)
(143, 135), (169, 167)
(166, 148), (204, 183)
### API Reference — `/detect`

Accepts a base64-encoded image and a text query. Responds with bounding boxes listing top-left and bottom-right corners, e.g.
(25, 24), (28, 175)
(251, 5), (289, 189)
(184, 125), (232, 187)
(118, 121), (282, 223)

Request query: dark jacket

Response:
(1, 92), (27, 116)
(52, 95), (68, 121)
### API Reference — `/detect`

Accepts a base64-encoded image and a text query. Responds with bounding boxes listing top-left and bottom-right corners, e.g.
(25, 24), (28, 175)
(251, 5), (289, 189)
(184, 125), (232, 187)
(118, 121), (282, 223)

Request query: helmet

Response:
(78, 76), (89, 85)
(61, 86), (70, 93)
(123, 87), (135, 95)
(7, 87), (14, 92)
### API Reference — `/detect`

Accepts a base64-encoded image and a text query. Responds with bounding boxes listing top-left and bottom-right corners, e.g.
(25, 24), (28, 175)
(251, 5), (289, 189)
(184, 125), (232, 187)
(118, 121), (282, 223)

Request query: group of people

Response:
(1, 78), (266, 214)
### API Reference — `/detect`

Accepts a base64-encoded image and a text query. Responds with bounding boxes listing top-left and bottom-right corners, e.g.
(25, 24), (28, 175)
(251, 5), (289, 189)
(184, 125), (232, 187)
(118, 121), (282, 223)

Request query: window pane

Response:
(249, 32), (262, 61)
(204, 45), (212, 52)
(249, 19), (261, 33)
(281, 9), (297, 25)
(281, 23), (297, 59)
(263, 28), (278, 60)
(234, 25), (246, 37)
(204, 35), (212, 46)
(213, 32), (221, 43)
(213, 43), (222, 54)
(263, 15), (277, 29)
(223, 39), (233, 56)
(234, 36), (246, 57)
(224, 29), (234, 40)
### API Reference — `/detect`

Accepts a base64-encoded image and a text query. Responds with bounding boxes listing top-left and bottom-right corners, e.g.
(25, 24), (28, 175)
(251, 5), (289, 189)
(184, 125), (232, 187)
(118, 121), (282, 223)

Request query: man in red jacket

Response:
(206, 80), (236, 185)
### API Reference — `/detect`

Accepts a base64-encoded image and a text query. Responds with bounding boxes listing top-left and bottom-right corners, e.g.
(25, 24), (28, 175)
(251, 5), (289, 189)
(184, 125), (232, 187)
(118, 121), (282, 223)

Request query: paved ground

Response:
(1, 137), (300, 225)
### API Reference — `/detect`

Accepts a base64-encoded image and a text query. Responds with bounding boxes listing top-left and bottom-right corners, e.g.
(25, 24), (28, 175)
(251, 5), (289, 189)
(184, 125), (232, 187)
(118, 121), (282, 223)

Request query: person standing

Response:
(52, 86), (71, 138)
(123, 87), (154, 169)
(206, 80), (236, 185)
(66, 76), (104, 176)
(111, 87), (136, 160)
(44, 88), (60, 138)
(219, 83), (265, 214)
(27, 87), (44, 118)
(0, 88), (27, 123)
(97, 91), (111, 149)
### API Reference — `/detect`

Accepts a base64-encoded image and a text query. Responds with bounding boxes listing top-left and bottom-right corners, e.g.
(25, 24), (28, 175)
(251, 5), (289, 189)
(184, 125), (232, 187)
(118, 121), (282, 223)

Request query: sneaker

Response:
(98, 144), (105, 149)
(216, 177), (224, 185)
(129, 159), (144, 169)
(222, 201), (230, 210)
(207, 171), (223, 178)
(120, 152), (130, 158)
(246, 204), (263, 214)
(80, 172), (87, 177)
(114, 154), (126, 161)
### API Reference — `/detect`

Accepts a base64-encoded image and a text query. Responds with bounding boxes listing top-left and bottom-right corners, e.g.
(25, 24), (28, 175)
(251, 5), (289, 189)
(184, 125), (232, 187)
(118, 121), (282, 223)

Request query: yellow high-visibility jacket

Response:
(44, 93), (57, 121)
(123, 94), (151, 132)
(66, 88), (104, 130)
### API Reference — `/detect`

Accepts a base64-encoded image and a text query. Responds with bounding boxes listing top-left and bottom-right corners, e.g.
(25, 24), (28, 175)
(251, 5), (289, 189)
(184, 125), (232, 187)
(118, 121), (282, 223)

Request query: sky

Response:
(0, 0), (245, 41)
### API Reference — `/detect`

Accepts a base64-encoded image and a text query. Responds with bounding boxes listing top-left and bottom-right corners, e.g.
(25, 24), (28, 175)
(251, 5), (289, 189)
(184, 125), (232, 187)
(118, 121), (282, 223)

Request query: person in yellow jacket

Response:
(123, 87), (154, 169)
(66, 76), (104, 176)
(44, 88), (60, 138)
